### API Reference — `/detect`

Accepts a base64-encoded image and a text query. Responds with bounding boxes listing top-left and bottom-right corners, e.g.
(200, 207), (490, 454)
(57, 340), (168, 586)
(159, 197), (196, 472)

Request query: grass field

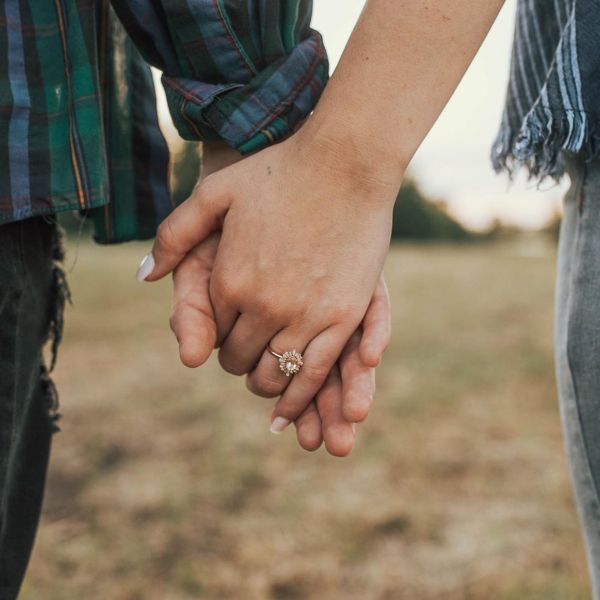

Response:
(20, 238), (591, 600)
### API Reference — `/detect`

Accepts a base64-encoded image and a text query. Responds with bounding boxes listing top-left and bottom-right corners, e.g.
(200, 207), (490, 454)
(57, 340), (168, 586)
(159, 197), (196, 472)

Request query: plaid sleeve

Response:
(110, 1), (329, 154)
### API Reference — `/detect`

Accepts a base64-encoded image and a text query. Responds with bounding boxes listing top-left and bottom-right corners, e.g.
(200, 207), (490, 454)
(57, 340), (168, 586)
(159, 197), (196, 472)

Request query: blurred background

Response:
(21, 1), (590, 599)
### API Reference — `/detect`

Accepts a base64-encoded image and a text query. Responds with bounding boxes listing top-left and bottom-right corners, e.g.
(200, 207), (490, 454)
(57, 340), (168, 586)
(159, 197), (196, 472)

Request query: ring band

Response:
(268, 346), (304, 377)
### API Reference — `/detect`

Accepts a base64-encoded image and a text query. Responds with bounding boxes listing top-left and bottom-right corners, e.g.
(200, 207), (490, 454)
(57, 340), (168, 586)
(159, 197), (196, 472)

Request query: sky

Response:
(155, 0), (566, 231)
(311, 0), (566, 230)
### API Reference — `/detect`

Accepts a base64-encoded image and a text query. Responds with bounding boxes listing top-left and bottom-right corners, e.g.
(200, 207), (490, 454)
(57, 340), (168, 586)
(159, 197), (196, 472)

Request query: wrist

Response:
(296, 110), (407, 200)
(201, 141), (243, 177)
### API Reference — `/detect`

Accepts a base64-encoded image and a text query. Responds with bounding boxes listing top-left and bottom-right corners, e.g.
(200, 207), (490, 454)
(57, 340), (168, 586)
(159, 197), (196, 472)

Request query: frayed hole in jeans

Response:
(40, 364), (61, 433)
(42, 225), (71, 432)
(47, 225), (71, 372)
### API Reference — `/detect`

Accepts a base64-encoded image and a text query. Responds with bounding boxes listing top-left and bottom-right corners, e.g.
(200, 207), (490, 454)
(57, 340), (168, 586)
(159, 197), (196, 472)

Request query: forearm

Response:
(304, 0), (505, 184)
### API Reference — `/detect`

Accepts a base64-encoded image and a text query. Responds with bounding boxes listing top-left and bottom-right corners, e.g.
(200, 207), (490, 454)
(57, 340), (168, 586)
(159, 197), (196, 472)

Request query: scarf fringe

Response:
(491, 105), (600, 180)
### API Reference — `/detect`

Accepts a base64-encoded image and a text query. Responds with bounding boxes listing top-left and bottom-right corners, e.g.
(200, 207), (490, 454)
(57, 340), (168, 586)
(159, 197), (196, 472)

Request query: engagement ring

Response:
(268, 347), (304, 377)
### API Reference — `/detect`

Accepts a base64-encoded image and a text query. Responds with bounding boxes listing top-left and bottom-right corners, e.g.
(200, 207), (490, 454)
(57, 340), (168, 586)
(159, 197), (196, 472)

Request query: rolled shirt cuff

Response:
(161, 30), (329, 155)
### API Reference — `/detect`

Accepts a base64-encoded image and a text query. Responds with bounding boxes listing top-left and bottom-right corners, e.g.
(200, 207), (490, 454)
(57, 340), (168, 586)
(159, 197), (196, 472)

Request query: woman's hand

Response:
(148, 129), (399, 431)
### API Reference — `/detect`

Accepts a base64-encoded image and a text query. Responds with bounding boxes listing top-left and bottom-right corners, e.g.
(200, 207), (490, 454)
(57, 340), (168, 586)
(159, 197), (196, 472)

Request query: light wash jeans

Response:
(556, 156), (600, 597)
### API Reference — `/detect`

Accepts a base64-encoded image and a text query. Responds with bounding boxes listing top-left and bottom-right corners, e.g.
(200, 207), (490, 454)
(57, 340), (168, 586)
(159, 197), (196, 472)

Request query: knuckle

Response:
(218, 351), (245, 376)
(247, 374), (285, 398)
(172, 292), (206, 316)
(191, 176), (212, 203)
(156, 219), (178, 254)
(301, 361), (330, 386)
(193, 173), (228, 208)
(197, 173), (217, 197)
(168, 298), (196, 334)
(326, 302), (361, 325)
(211, 275), (242, 306)
(254, 296), (280, 321)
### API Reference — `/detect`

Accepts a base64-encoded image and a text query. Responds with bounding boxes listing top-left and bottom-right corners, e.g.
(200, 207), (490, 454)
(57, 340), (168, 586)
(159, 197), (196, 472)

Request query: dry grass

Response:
(20, 238), (590, 600)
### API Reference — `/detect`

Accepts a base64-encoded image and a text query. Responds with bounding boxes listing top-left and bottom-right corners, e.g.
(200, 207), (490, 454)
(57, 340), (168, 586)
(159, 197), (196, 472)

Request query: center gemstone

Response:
(278, 350), (303, 377)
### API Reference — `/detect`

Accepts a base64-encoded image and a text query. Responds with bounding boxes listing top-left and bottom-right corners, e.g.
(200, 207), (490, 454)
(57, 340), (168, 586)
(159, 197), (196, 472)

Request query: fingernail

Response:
(270, 416), (291, 434)
(136, 253), (155, 282)
(351, 423), (357, 433)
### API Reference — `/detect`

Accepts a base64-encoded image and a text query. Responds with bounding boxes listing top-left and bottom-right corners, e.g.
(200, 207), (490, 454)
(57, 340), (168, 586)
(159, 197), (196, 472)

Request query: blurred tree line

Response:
(60, 141), (479, 242)
(391, 177), (471, 241)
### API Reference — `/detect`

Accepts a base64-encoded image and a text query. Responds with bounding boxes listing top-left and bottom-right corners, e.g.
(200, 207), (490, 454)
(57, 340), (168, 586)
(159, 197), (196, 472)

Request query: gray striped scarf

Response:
(492, 0), (600, 179)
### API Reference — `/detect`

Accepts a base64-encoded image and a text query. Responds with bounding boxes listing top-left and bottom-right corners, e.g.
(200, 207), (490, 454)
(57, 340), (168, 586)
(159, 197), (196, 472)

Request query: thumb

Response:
(359, 274), (391, 367)
(170, 234), (220, 368)
(137, 176), (230, 282)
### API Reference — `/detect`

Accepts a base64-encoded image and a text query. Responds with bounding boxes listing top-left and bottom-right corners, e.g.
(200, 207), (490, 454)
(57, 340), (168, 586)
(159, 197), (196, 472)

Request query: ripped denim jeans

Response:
(0, 217), (68, 600)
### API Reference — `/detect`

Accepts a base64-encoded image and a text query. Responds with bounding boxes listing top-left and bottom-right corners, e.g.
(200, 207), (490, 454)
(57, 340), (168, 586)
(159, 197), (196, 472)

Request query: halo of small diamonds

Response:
(278, 350), (303, 377)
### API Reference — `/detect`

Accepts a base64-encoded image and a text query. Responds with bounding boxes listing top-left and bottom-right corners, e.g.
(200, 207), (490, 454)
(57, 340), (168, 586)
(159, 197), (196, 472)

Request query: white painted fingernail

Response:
(270, 417), (291, 434)
(136, 253), (155, 282)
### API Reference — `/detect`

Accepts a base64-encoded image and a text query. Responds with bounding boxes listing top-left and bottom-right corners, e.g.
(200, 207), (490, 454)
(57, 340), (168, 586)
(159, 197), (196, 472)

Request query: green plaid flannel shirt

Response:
(0, 0), (328, 243)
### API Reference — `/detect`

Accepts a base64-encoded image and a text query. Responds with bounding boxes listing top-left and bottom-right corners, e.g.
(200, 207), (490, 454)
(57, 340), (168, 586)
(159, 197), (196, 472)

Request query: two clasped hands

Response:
(137, 123), (399, 457)
(135, 0), (503, 456)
